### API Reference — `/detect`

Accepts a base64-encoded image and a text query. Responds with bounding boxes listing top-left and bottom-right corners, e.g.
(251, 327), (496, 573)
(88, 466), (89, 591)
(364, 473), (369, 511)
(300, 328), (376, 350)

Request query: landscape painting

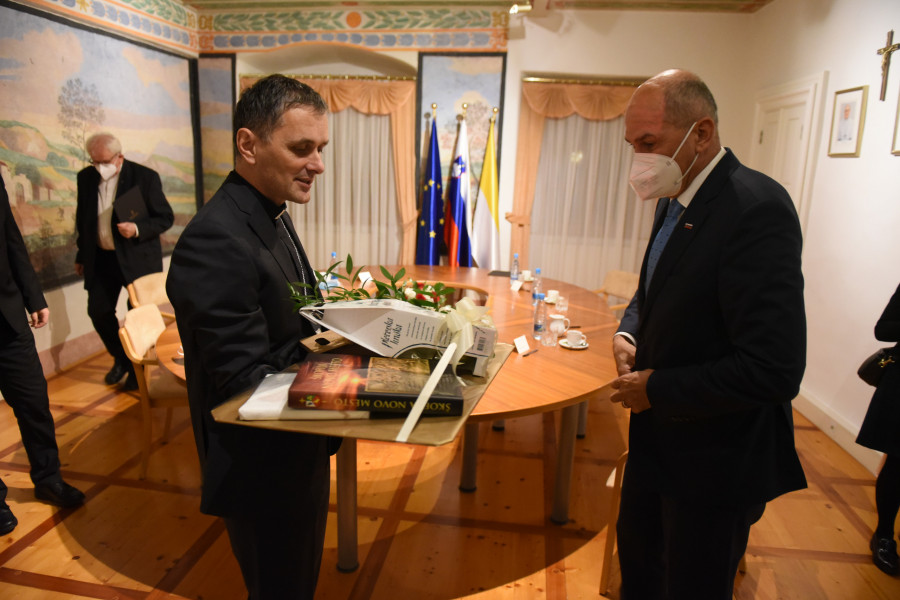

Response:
(416, 53), (506, 192)
(0, 4), (197, 289)
(198, 56), (234, 203)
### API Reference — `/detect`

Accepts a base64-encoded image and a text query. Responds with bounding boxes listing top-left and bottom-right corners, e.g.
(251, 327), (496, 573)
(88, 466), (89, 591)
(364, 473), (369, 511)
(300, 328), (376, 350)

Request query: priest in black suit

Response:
(610, 70), (807, 599)
(167, 75), (338, 600)
(0, 175), (85, 536)
(75, 133), (174, 390)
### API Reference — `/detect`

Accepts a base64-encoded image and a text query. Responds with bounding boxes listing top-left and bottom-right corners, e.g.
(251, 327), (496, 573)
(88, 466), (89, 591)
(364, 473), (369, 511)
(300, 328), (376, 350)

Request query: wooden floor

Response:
(1, 353), (899, 599)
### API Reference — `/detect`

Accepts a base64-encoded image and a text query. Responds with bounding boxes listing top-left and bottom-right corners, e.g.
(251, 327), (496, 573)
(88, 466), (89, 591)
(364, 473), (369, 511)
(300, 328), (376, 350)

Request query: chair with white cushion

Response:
(118, 304), (187, 479)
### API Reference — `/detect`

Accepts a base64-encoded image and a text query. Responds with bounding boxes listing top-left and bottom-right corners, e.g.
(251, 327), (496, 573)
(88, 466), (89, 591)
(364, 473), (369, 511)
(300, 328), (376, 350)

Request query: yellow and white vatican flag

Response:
(471, 109), (500, 270)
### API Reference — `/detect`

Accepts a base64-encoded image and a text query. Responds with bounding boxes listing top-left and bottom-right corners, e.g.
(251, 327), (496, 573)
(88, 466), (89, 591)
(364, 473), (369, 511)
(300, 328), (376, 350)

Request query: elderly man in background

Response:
(75, 133), (174, 390)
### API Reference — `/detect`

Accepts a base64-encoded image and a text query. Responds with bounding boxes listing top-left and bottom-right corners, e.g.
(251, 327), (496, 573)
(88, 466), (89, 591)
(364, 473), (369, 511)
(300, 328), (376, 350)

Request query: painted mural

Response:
(15, 0), (507, 55)
(198, 56), (234, 203)
(0, 4), (196, 289)
(417, 53), (506, 191)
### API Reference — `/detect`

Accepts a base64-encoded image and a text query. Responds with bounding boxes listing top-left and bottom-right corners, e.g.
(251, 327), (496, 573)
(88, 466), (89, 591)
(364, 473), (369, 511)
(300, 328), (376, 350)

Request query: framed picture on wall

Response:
(892, 86), (900, 156)
(416, 52), (507, 191)
(827, 86), (868, 157)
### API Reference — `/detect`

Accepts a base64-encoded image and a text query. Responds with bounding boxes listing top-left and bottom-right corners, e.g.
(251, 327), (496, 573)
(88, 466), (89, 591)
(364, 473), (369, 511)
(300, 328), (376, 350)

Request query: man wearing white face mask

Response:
(75, 133), (174, 390)
(608, 70), (807, 599)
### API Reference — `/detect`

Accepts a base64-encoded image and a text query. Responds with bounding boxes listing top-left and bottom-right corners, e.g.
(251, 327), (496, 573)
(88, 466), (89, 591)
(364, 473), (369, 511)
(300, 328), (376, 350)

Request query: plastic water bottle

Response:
(531, 267), (543, 305)
(533, 292), (547, 340)
(327, 251), (339, 288)
(510, 253), (520, 282)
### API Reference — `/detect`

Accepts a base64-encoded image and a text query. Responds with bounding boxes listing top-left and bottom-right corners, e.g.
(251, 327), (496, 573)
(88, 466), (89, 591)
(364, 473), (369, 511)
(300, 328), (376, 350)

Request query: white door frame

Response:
(749, 71), (829, 235)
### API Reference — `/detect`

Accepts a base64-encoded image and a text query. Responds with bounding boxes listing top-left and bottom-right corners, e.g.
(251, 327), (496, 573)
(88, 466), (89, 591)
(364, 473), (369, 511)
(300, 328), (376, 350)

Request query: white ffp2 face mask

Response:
(628, 122), (698, 200)
(95, 162), (118, 181)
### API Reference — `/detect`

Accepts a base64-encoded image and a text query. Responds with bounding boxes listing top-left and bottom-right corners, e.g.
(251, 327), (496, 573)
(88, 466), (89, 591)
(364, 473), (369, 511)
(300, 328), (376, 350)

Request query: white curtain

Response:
(289, 107), (401, 272)
(528, 114), (654, 291)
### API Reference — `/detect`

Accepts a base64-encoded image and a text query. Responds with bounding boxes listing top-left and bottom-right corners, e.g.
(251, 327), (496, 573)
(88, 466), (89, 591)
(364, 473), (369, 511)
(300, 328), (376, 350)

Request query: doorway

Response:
(748, 72), (828, 235)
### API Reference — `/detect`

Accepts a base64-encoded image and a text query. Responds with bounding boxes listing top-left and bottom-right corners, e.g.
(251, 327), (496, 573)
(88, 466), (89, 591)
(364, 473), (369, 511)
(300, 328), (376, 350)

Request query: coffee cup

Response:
(565, 330), (587, 347)
(548, 314), (569, 335)
(546, 289), (559, 303)
(521, 269), (532, 281)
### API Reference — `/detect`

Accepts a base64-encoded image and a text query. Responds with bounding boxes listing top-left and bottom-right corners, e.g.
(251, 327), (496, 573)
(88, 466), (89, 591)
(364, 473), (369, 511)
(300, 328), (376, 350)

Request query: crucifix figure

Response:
(877, 29), (899, 101)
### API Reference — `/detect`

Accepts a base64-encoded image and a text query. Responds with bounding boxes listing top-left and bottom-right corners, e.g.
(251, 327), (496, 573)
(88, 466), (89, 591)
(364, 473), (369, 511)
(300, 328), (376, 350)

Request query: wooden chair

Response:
(598, 450), (749, 595)
(594, 270), (640, 316)
(600, 450), (628, 595)
(118, 304), (188, 479)
(579, 270), (640, 439)
(127, 271), (175, 322)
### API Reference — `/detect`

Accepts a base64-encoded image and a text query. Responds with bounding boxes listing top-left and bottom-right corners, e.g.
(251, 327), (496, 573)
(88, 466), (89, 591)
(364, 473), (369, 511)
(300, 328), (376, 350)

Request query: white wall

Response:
(745, 0), (900, 470)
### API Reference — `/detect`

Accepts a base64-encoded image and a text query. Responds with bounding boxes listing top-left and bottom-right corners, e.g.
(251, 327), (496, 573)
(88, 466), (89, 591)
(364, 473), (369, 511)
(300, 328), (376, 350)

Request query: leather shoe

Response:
(0, 505), (17, 536)
(35, 480), (86, 508)
(105, 362), (129, 385)
(122, 372), (139, 391)
(870, 534), (899, 575)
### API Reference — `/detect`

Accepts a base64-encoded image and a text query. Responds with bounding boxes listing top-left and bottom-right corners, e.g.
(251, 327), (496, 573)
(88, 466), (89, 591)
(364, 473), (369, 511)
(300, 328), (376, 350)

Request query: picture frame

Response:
(893, 85), (900, 156)
(415, 52), (507, 192)
(828, 86), (868, 157)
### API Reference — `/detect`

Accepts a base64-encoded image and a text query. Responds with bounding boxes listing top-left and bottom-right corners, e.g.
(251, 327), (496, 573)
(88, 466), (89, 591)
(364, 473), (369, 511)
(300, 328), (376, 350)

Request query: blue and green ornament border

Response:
(17, 0), (509, 54)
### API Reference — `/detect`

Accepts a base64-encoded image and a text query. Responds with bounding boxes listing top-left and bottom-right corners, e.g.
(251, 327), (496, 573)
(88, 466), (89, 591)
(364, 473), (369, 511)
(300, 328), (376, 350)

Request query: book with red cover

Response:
(288, 354), (463, 416)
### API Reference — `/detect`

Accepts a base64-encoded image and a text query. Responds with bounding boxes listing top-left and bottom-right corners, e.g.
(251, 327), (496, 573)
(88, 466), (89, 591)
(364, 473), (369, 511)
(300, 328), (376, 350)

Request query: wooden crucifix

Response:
(877, 30), (900, 101)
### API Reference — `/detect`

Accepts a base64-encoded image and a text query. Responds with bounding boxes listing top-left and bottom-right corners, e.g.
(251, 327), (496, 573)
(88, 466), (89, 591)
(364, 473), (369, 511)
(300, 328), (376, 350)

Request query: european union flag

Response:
(415, 116), (443, 265)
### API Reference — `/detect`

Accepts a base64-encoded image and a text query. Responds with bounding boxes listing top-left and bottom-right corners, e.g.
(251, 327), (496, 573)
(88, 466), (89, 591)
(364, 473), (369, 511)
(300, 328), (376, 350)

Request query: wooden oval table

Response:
(157, 265), (620, 572)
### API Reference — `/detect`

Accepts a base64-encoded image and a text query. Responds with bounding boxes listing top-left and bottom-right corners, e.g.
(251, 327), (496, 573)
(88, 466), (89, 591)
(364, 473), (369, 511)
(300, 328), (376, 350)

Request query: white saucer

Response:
(559, 339), (588, 350)
(522, 277), (534, 282)
(544, 298), (556, 304)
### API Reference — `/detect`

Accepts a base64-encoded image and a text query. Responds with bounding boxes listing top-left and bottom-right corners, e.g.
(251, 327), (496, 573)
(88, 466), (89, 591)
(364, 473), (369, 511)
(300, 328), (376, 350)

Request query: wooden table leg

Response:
(551, 403), (579, 524)
(459, 422), (479, 492)
(336, 438), (359, 572)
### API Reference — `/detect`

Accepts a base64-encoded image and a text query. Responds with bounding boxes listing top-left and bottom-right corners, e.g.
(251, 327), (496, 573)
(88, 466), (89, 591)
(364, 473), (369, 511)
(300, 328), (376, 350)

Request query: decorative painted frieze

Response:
(16, 0), (508, 54)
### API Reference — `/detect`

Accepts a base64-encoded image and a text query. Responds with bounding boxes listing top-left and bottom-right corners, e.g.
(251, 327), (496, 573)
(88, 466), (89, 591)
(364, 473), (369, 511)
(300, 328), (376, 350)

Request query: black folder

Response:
(114, 186), (147, 223)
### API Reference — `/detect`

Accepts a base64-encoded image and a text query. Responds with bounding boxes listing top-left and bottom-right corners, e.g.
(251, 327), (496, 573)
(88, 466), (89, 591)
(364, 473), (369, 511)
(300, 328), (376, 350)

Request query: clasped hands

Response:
(610, 335), (653, 413)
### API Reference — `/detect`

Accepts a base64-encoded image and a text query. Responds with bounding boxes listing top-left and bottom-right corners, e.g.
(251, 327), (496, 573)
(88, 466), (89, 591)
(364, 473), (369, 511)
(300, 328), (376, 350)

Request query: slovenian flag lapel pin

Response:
(683, 223), (693, 230)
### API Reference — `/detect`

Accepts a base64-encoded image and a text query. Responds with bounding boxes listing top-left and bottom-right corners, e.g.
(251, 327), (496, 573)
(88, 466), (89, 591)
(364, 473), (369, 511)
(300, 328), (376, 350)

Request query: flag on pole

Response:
(415, 111), (443, 265)
(444, 110), (473, 267)
(471, 109), (500, 270)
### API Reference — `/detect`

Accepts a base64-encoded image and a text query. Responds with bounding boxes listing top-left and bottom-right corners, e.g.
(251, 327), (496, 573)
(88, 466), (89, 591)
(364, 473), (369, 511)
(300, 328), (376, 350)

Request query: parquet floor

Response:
(0, 353), (898, 599)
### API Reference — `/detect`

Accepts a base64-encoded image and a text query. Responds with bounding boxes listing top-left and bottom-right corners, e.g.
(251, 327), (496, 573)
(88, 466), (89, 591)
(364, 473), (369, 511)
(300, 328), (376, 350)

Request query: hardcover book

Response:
(288, 354), (463, 416)
(114, 185), (148, 223)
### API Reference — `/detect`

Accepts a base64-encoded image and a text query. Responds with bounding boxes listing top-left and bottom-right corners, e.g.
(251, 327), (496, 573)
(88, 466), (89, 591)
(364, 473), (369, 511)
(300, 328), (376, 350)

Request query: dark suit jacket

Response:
(856, 283), (900, 456)
(75, 159), (174, 287)
(618, 149), (807, 506)
(0, 176), (46, 334)
(166, 171), (334, 517)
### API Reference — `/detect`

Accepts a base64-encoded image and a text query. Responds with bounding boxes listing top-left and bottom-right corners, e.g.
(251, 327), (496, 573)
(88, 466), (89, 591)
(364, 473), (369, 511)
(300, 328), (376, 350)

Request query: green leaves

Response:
(289, 254), (455, 313)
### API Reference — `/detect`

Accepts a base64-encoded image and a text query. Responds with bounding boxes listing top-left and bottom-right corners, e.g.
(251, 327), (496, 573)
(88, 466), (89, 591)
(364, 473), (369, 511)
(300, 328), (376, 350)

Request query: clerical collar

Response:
(227, 171), (286, 221)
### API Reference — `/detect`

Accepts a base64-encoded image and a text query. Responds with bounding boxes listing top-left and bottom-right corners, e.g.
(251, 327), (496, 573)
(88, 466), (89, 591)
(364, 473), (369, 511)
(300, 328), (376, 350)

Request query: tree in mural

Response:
(58, 78), (105, 162)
